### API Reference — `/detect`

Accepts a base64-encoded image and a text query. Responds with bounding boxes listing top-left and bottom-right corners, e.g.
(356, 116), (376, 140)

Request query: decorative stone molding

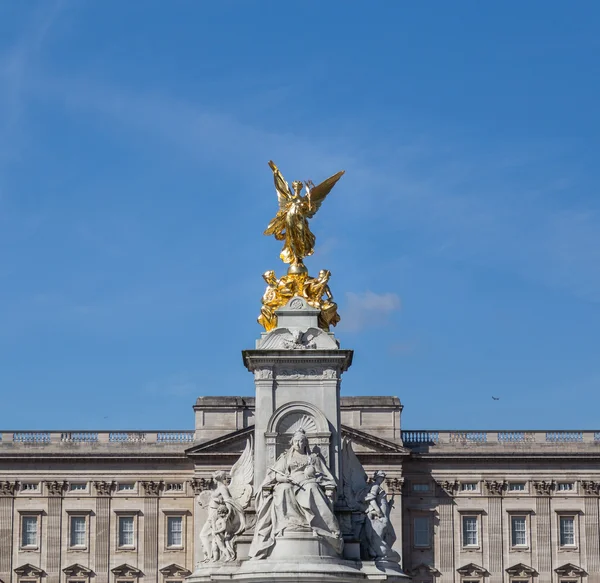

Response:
(533, 480), (555, 496)
(254, 367), (273, 380)
(0, 481), (18, 496)
(94, 481), (116, 496)
(141, 480), (163, 496)
(555, 564), (587, 577)
(63, 564), (94, 577)
(323, 368), (337, 379)
(111, 564), (143, 578)
(457, 563), (490, 577)
(437, 480), (459, 496)
(506, 563), (538, 577)
(407, 564), (441, 577)
(14, 565), (46, 578)
(190, 478), (213, 495)
(485, 480), (507, 496)
(386, 478), (404, 494)
(582, 480), (600, 496)
(46, 480), (67, 496)
(159, 564), (192, 578)
(277, 368), (326, 379)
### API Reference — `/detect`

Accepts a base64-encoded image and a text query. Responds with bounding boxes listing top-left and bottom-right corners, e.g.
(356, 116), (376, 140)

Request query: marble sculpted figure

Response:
(342, 439), (401, 562)
(249, 428), (343, 559)
(198, 439), (254, 562)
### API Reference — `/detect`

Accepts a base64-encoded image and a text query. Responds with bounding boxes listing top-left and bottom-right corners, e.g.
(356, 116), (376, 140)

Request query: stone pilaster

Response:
(584, 495), (600, 583)
(487, 496), (503, 583)
(535, 496), (552, 583)
(0, 482), (16, 583)
(142, 481), (162, 583)
(438, 498), (454, 583)
(94, 481), (114, 583)
(46, 481), (66, 583)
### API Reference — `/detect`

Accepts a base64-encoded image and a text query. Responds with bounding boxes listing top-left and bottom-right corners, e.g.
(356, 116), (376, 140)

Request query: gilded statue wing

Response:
(228, 437), (254, 509)
(305, 170), (345, 218)
(341, 438), (369, 510)
(264, 161), (293, 237)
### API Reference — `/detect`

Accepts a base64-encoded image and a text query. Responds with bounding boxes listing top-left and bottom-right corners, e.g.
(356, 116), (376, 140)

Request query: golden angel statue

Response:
(264, 161), (344, 272)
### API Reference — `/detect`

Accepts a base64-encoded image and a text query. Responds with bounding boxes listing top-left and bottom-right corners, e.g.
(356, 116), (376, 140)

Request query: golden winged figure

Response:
(264, 161), (345, 272)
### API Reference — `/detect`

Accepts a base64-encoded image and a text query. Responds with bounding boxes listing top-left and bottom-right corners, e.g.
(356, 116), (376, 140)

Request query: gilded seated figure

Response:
(248, 429), (343, 559)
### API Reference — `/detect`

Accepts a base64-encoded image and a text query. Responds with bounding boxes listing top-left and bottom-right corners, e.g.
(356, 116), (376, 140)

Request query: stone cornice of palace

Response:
(242, 349), (354, 372)
(408, 450), (600, 462)
(0, 448), (190, 463)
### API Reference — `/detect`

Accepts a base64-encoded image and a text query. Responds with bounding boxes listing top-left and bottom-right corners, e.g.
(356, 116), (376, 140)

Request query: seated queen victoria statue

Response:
(248, 428), (343, 559)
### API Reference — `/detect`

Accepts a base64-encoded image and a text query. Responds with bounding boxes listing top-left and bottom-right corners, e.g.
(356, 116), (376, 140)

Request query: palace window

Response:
(70, 516), (87, 547)
(69, 483), (87, 492)
(413, 483), (430, 492)
(461, 482), (478, 492)
(511, 516), (527, 547)
(462, 516), (479, 547)
(557, 482), (575, 492)
(117, 483), (135, 492)
(509, 482), (526, 492)
(21, 482), (39, 492)
(167, 516), (183, 548)
(413, 516), (431, 548)
(559, 516), (576, 547)
(165, 482), (184, 492)
(21, 515), (38, 547)
(118, 516), (135, 548)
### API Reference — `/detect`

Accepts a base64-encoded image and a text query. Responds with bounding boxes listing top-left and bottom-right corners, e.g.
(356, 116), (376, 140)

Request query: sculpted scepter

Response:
(259, 161), (344, 332)
(264, 161), (344, 274)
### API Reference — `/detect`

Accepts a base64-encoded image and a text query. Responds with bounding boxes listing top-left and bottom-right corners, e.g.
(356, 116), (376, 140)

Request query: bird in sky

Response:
(492, 396), (500, 401)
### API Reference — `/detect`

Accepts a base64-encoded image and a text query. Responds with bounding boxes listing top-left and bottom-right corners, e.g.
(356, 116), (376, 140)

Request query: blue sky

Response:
(1, 1), (599, 431)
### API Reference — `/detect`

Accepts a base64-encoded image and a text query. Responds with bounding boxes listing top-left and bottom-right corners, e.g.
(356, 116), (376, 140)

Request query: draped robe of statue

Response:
(249, 431), (343, 559)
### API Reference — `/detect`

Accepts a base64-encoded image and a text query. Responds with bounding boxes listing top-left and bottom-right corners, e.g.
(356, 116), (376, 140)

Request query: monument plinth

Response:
(187, 162), (409, 583)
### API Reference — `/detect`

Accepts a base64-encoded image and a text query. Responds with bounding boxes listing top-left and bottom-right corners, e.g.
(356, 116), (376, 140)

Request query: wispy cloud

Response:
(340, 291), (401, 332)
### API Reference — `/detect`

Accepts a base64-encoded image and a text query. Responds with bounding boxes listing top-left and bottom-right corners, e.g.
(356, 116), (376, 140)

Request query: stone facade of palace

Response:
(1, 396), (599, 583)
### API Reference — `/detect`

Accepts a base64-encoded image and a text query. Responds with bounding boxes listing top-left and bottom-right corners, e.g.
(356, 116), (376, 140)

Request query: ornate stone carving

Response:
(437, 480), (459, 496)
(555, 563), (588, 577)
(533, 480), (555, 496)
(46, 480), (67, 496)
(0, 481), (18, 496)
(323, 368), (337, 379)
(199, 438), (254, 562)
(582, 480), (600, 496)
(457, 563), (490, 577)
(506, 563), (538, 577)
(485, 480), (507, 496)
(254, 367), (273, 380)
(341, 439), (401, 563)
(385, 478), (404, 495)
(63, 564), (94, 577)
(159, 564), (191, 578)
(283, 329), (317, 350)
(191, 478), (213, 495)
(111, 564), (143, 578)
(141, 480), (163, 496)
(94, 481), (115, 496)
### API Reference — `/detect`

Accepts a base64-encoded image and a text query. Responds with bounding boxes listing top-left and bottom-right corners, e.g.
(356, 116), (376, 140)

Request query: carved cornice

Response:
(15, 564), (46, 577)
(190, 478), (213, 495)
(63, 564), (94, 577)
(141, 480), (163, 496)
(457, 563), (490, 577)
(46, 480), (67, 496)
(159, 564), (191, 578)
(111, 564), (143, 578)
(582, 480), (600, 496)
(506, 563), (538, 577)
(485, 480), (507, 496)
(555, 563), (587, 577)
(533, 480), (555, 496)
(386, 478), (404, 494)
(94, 481), (116, 496)
(437, 480), (459, 496)
(0, 481), (18, 496)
